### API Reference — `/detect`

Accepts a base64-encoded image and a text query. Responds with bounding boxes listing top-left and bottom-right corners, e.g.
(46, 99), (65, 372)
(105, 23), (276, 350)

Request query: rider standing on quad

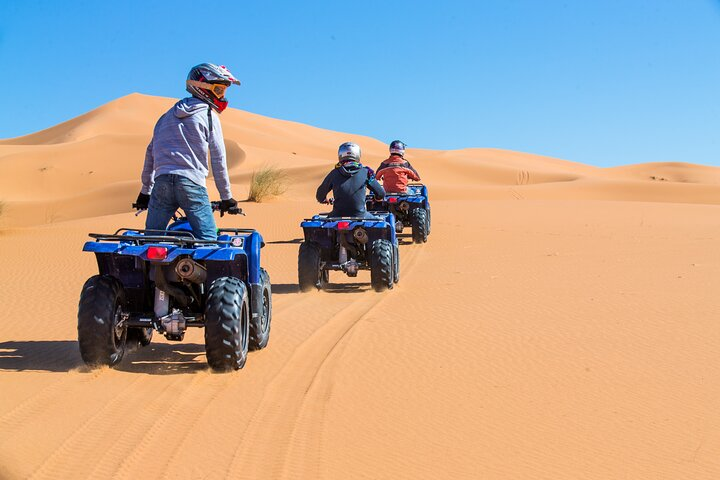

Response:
(375, 140), (421, 194)
(134, 63), (240, 241)
(316, 142), (386, 218)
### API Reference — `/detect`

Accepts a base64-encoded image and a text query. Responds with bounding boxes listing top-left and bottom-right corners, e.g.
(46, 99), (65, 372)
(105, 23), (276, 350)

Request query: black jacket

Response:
(316, 162), (385, 217)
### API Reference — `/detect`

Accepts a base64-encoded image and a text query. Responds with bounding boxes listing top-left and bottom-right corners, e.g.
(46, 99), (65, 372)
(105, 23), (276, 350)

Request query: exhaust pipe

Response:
(175, 258), (207, 284)
(353, 227), (369, 244)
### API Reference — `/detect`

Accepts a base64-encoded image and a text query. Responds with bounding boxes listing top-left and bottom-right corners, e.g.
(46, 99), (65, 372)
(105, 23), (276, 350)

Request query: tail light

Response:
(337, 221), (351, 230)
(147, 246), (168, 260)
(388, 197), (398, 203)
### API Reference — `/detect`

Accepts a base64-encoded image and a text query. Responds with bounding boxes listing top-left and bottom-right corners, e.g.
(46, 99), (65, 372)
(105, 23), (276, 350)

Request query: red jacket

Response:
(376, 157), (420, 193)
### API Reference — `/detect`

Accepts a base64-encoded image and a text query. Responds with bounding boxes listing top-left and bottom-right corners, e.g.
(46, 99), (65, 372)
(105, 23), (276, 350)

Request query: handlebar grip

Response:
(218, 205), (244, 217)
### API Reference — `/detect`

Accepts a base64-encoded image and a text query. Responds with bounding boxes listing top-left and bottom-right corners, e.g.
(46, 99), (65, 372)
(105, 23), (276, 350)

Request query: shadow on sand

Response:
(272, 282), (371, 295)
(0, 340), (211, 375)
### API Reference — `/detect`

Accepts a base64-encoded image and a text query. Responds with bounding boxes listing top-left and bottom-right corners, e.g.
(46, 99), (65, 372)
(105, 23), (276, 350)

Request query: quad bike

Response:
(366, 183), (431, 243)
(77, 202), (272, 372)
(298, 202), (399, 293)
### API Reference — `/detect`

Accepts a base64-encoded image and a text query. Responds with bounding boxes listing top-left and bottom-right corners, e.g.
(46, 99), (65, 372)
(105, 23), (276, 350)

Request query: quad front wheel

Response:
(249, 268), (272, 351)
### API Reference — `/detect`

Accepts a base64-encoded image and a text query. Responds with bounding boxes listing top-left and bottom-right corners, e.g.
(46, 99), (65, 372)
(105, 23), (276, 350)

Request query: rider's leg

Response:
(175, 176), (217, 241)
(146, 174), (178, 234)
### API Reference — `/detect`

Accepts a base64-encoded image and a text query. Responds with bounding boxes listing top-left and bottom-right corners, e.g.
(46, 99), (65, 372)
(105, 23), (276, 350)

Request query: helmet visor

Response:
(187, 80), (229, 99)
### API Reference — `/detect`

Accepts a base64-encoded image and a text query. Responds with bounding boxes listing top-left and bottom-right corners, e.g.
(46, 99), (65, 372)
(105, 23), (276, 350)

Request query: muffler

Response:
(353, 227), (369, 244)
(175, 258), (207, 284)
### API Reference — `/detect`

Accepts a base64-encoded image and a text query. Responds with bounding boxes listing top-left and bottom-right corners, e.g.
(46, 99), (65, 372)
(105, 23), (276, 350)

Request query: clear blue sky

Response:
(1, 0), (719, 167)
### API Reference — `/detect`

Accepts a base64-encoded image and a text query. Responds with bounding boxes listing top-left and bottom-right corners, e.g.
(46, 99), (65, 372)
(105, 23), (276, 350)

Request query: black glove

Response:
(134, 192), (150, 210)
(220, 198), (238, 212)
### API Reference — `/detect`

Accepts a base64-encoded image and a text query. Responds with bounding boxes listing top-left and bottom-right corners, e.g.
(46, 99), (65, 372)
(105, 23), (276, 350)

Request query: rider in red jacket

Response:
(375, 140), (420, 193)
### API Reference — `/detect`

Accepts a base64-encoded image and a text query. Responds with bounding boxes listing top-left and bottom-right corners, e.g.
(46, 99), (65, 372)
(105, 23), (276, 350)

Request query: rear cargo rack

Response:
(88, 228), (232, 246)
(112, 227), (197, 238)
(218, 228), (257, 235)
(303, 216), (385, 222)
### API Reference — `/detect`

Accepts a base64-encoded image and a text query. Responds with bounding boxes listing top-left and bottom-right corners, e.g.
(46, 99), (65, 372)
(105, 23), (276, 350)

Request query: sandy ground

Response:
(1, 94), (720, 479)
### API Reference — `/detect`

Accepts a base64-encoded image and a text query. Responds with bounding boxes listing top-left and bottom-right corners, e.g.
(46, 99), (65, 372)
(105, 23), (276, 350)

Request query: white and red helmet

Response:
(186, 63), (240, 113)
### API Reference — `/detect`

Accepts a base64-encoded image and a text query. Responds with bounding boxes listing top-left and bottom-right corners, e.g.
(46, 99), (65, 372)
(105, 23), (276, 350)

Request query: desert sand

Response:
(1, 94), (720, 479)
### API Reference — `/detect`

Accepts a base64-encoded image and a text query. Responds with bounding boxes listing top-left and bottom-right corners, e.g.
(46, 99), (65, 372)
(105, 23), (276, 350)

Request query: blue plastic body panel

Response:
(300, 212), (398, 251)
(367, 184), (429, 211)
(83, 223), (266, 285)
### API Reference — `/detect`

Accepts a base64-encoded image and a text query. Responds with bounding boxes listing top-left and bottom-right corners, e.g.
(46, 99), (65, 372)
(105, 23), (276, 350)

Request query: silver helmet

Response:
(338, 142), (361, 162)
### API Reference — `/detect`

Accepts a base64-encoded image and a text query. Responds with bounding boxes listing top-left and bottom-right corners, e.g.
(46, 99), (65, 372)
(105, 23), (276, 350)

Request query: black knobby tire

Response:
(393, 244), (400, 284)
(127, 327), (153, 347)
(77, 275), (128, 367)
(249, 268), (272, 351)
(411, 208), (428, 244)
(298, 241), (324, 292)
(204, 277), (250, 372)
(370, 239), (394, 292)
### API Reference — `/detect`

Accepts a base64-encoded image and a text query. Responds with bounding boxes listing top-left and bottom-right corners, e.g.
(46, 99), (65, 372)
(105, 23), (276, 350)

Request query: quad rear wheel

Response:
(204, 277), (250, 372)
(77, 275), (128, 367)
(298, 241), (325, 292)
(411, 208), (428, 244)
(393, 244), (400, 284)
(370, 239), (394, 292)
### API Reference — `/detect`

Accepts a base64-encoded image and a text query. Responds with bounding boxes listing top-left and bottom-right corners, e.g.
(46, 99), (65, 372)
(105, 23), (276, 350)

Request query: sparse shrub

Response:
(247, 166), (287, 202)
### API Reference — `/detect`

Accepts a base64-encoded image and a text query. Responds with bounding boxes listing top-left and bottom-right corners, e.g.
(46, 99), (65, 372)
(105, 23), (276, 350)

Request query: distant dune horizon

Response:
(1, 93), (720, 479)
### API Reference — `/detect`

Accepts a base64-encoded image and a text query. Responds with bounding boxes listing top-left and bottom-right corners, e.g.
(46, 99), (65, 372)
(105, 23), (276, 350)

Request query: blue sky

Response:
(1, 0), (719, 167)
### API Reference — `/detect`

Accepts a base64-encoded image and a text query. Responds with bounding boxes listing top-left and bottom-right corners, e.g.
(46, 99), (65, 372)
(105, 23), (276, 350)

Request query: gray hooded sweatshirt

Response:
(141, 97), (232, 200)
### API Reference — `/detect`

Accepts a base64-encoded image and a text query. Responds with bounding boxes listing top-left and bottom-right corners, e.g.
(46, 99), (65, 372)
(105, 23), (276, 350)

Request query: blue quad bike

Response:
(77, 202), (272, 372)
(298, 205), (400, 293)
(366, 183), (431, 243)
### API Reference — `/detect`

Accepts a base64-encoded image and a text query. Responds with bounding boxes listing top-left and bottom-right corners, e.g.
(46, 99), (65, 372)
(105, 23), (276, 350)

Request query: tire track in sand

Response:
(277, 243), (428, 479)
(223, 243), (426, 479)
(28, 375), (174, 479)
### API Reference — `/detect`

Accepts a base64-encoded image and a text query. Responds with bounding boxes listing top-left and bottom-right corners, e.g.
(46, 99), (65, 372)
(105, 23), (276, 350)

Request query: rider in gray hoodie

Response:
(135, 63), (240, 241)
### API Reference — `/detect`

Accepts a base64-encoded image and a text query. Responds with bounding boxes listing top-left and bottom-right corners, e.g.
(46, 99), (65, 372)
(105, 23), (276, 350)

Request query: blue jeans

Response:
(146, 174), (217, 241)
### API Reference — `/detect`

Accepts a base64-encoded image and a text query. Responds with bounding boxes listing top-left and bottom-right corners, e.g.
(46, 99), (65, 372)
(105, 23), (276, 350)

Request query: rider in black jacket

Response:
(316, 142), (385, 218)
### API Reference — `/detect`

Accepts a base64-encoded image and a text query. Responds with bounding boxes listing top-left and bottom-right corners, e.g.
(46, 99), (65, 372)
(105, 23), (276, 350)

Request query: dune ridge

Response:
(1, 93), (719, 228)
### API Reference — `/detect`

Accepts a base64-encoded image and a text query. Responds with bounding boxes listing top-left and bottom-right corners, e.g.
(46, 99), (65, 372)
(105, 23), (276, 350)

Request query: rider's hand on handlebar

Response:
(134, 192), (150, 210)
(220, 198), (238, 212)
(217, 198), (243, 217)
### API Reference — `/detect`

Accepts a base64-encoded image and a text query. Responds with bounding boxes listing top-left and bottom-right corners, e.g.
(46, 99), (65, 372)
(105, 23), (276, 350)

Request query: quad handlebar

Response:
(210, 201), (244, 217)
(132, 201), (244, 218)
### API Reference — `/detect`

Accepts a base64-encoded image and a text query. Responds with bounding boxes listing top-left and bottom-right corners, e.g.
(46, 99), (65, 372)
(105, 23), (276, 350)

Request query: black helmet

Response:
(389, 140), (406, 156)
(186, 63), (240, 113)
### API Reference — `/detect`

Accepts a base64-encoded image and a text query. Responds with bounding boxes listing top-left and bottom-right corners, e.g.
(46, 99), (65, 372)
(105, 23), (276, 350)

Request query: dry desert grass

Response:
(247, 165), (288, 202)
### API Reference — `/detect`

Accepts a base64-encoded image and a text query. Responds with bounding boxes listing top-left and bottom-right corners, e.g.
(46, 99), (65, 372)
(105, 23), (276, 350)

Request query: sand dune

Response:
(1, 94), (720, 479)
